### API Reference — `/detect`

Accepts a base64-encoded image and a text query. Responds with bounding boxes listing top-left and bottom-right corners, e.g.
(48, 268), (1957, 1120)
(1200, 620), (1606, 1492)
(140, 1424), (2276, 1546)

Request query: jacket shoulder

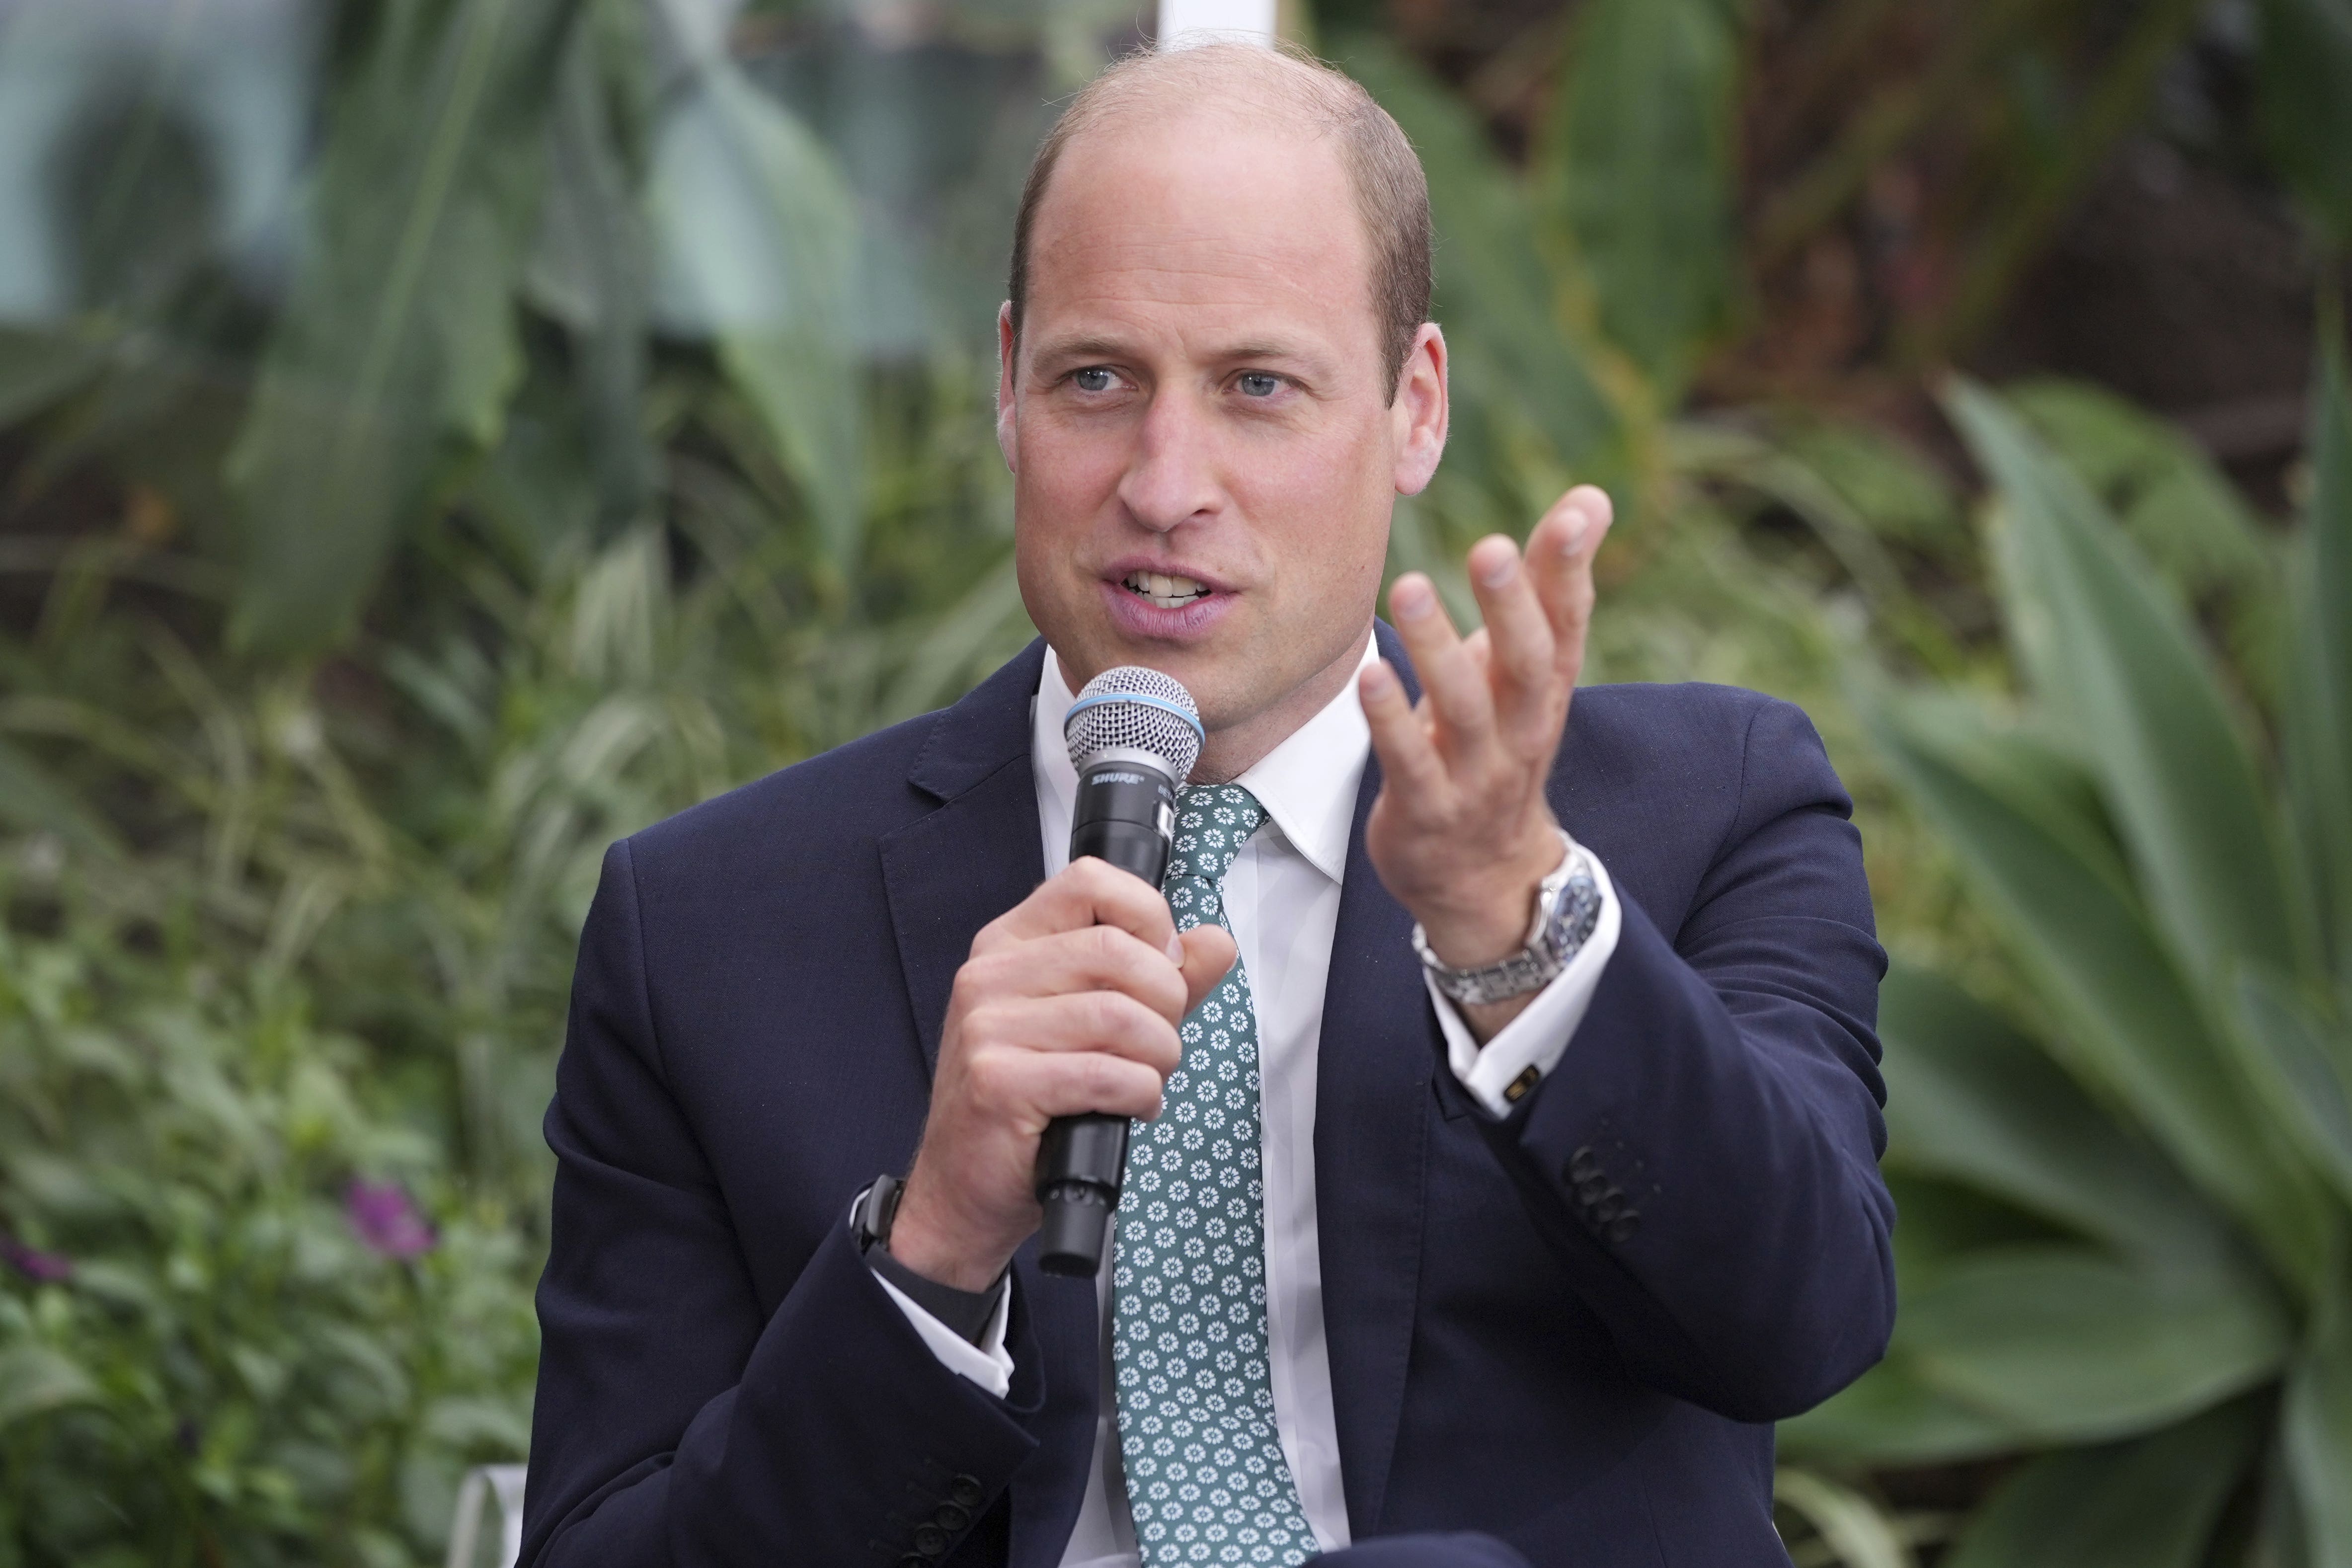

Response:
(624, 707), (947, 878)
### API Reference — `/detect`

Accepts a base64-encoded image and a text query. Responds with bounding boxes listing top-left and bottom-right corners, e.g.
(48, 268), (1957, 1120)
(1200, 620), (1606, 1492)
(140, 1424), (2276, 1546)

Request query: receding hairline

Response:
(1007, 41), (1434, 402)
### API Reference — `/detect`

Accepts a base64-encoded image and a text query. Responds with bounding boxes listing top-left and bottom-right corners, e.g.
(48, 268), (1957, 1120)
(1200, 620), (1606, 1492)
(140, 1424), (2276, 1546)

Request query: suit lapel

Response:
(1315, 622), (1435, 1537)
(874, 641), (1099, 1566)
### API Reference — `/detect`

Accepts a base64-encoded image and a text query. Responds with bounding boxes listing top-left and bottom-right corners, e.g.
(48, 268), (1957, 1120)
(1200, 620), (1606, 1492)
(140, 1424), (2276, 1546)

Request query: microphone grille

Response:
(1064, 665), (1204, 780)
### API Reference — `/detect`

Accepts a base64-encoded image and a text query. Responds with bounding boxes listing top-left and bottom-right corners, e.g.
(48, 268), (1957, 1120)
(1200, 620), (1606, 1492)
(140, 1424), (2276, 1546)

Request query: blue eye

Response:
(1074, 367), (1115, 392)
(1238, 373), (1280, 398)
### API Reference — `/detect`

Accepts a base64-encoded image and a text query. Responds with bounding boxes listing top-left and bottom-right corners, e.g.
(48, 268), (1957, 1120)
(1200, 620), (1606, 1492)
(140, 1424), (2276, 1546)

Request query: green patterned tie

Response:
(1114, 784), (1317, 1567)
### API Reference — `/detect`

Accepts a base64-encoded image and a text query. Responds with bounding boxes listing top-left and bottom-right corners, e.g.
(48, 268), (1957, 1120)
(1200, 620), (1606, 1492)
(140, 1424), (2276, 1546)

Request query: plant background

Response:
(0, 0), (2346, 1563)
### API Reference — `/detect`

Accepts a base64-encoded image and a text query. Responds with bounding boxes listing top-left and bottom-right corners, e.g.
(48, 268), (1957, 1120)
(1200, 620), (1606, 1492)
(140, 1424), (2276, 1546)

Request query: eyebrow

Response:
(1028, 333), (1336, 376)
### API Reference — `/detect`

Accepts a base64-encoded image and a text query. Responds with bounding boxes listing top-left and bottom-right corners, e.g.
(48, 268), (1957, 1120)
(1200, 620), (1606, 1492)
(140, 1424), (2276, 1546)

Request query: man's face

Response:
(999, 111), (1445, 764)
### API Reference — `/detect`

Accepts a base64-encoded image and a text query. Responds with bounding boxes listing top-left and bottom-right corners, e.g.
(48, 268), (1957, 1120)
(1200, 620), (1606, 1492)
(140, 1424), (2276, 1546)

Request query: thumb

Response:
(1177, 924), (1239, 1014)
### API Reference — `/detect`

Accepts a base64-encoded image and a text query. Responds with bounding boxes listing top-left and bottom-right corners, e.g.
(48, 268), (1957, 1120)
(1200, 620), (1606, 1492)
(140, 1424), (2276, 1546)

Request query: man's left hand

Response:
(1359, 483), (1614, 1042)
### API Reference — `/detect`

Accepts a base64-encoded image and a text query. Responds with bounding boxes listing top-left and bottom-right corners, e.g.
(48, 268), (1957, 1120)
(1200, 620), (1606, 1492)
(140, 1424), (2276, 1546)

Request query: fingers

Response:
(984, 855), (1179, 956)
(1465, 535), (1557, 752)
(1386, 573), (1495, 760)
(961, 921), (1189, 1020)
(965, 1040), (1171, 1125)
(1360, 657), (1448, 811)
(963, 990), (1182, 1077)
(1525, 485), (1613, 682)
(1177, 924), (1238, 1014)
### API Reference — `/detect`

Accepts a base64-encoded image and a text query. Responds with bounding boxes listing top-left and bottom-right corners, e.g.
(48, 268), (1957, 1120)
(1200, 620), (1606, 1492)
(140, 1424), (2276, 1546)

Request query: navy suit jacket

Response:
(522, 628), (1895, 1568)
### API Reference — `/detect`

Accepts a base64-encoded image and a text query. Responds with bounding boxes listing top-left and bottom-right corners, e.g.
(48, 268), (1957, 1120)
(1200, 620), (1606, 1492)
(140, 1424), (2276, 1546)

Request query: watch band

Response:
(1412, 829), (1602, 1007)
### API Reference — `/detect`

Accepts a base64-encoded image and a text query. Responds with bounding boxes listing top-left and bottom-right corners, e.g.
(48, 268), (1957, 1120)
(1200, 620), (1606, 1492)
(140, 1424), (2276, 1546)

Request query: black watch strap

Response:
(853, 1176), (1007, 1347)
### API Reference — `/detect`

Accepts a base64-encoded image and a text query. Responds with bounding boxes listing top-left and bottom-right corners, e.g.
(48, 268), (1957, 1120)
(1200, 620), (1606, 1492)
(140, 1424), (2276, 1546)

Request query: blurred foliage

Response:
(0, 0), (2348, 1561)
(1778, 354), (2352, 1567)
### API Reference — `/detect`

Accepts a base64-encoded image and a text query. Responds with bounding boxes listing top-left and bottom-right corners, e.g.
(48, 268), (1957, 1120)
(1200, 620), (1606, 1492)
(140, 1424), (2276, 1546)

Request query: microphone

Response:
(1034, 665), (1205, 1277)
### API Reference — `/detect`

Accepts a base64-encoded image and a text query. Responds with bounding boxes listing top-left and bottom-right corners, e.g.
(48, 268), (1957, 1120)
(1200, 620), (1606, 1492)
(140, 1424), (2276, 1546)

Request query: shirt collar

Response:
(1033, 636), (1376, 886)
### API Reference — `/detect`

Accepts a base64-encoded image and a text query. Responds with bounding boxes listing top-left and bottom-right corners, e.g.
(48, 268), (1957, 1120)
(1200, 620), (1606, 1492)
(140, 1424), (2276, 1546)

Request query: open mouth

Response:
(1119, 570), (1215, 610)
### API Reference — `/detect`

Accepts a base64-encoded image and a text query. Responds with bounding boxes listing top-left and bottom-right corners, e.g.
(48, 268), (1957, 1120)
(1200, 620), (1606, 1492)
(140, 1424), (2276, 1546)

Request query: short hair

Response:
(1006, 41), (1433, 403)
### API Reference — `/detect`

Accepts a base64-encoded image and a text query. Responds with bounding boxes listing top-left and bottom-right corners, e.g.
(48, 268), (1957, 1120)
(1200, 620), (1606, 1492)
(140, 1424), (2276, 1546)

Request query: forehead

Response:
(1024, 112), (1377, 353)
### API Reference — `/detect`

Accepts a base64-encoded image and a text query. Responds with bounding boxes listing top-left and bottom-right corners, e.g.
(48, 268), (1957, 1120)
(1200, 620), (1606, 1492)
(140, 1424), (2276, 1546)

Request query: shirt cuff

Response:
(875, 1267), (1015, 1399)
(1425, 844), (1622, 1118)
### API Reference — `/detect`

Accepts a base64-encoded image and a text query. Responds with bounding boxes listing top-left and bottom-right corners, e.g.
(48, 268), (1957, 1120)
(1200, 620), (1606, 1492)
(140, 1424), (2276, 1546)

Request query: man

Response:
(522, 41), (1892, 1568)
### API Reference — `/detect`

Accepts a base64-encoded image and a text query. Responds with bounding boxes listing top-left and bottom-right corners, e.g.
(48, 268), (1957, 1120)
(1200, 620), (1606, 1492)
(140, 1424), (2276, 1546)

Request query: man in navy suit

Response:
(522, 40), (1892, 1568)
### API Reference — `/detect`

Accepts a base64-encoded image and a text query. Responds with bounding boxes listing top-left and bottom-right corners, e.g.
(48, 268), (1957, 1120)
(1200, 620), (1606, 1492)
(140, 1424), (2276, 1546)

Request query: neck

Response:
(1186, 627), (1369, 785)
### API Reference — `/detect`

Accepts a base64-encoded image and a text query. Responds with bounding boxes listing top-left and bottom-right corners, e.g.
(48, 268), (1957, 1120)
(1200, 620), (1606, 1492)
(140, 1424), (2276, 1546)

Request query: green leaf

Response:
(2256, 0), (2352, 249)
(1774, 1468), (1914, 1568)
(1541, 0), (1743, 399)
(1870, 690), (2322, 1272)
(0, 324), (112, 428)
(646, 0), (862, 562)
(0, 1343), (100, 1430)
(1901, 1246), (2288, 1444)
(2286, 330), (2352, 985)
(2285, 1263), (2352, 1567)
(2238, 971), (2352, 1207)
(1880, 964), (2252, 1273)
(0, 737), (126, 860)
(228, 0), (580, 652)
(1949, 379), (2305, 991)
(1340, 35), (1620, 475)
(1940, 1397), (2266, 1568)
(1777, 1353), (2025, 1465)
(520, 0), (656, 536)
(2006, 380), (2274, 601)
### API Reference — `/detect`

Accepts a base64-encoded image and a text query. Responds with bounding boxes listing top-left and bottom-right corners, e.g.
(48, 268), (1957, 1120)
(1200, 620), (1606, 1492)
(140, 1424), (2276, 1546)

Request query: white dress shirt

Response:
(887, 634), (1622, 1567)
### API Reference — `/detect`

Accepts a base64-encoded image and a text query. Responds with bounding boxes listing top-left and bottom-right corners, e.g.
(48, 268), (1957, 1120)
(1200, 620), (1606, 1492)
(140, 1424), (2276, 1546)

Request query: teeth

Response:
(1122, 570), (1210, 608)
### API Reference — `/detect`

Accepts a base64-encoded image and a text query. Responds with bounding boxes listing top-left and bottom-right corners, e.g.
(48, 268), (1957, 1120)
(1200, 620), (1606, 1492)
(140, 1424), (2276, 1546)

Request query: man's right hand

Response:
(887, 857), (1238, 1292)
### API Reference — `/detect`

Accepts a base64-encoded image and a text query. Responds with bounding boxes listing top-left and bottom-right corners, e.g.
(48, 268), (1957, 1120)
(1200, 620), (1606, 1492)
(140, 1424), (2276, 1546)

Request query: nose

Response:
(1115, 384), (1223, 534)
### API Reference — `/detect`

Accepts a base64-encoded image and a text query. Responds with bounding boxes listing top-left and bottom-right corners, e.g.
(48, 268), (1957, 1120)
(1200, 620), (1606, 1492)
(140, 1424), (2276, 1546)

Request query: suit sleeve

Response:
(1476, 697), (1895, 1422)
(520, 839), (1039, 1568)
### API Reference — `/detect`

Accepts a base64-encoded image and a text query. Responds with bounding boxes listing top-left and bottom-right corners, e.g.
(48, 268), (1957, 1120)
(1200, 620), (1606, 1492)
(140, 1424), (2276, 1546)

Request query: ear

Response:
(1390, 322), (1448, 497)
(995, 301), (1019, 473)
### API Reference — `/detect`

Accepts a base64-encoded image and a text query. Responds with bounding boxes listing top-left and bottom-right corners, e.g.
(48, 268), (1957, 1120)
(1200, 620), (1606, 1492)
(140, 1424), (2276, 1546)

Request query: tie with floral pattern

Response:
(1114, 784), (1317, 1566)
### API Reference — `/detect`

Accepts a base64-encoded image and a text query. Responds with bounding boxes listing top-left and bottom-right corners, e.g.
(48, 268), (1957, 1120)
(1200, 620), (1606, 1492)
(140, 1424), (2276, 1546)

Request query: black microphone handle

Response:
(1036, 763), (1176, 1277)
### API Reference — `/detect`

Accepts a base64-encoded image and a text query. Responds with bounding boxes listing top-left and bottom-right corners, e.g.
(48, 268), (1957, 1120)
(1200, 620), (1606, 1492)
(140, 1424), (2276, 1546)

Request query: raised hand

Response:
(1357, 484), (1615, 1041)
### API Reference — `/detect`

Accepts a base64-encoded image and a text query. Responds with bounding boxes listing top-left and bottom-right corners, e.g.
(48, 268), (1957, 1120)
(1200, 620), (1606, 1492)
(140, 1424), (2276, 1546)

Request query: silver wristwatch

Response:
(1411, 830), (1602, 1007)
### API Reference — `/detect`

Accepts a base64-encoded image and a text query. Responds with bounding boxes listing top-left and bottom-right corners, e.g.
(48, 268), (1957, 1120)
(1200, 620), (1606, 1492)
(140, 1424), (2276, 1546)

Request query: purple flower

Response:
(345, 1181), (435, 1260)
(0, 1233), (72, 1282)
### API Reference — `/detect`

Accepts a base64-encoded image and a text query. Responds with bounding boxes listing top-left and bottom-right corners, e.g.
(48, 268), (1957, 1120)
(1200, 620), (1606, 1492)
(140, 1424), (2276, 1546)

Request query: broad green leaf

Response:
(1774, 1468), (1913, 1568)
(2285, 1266), (2352, 1568)
(1871, 690), (2322, 1272)
(519, 0), (656, 538)
(1903, 1247), (2287, 1445)
(2287, 332), (2352, 985)
(0, 1343), (99, 1429)
(2007, 379), (2274, 603)
(2256, 0), (2352, 248)
(1951, 379), (2304, 990)
(1940, 1397), (2266, 1568)
(646, 0), (861, 562)
(1341, 36), (1620, 476)
(1541, 0), (1742, 399)
(1881, 964), (2251, 1274)
(2238, 971), (2352, 1207)
(1777, 1353), (2025, 1465)
(228, 0), (579, 652)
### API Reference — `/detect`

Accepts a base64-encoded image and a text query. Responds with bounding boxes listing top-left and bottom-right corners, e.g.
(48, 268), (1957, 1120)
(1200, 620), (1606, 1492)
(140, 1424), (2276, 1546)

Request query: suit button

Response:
(1574, 1173), (1610, 1206)
(934, 1501), (971, 1533)
(1607, 1210), (1641, 1243)
(1568, 1146), (1599, 1179)
(898, 1557), (929, 1568)
(914, 1524), (949, 1556)
(947, 1475), (984, 1508)
(1594, 1188), (1626, 1223)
